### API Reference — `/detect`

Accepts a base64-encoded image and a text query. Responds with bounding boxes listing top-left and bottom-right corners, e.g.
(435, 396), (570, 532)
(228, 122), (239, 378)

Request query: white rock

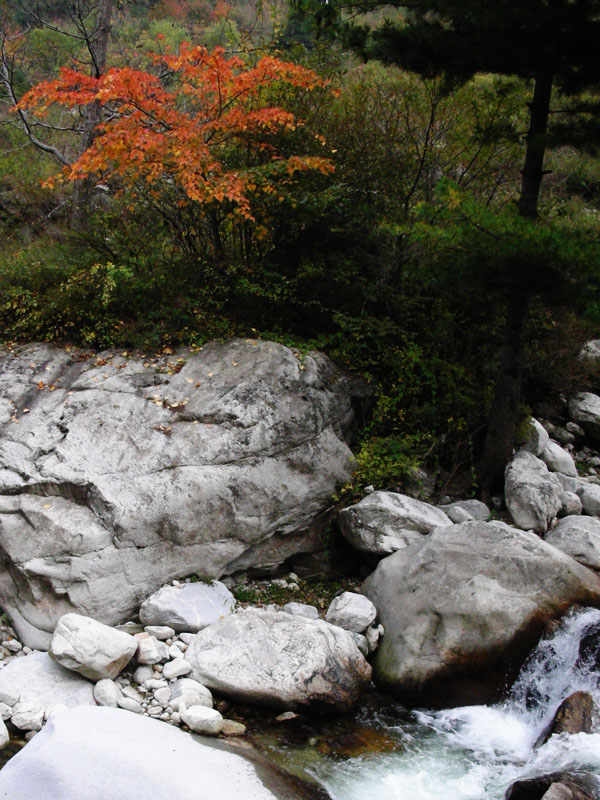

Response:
(139, 582), (236, 633)
(178, 633), (195, 645)
(325, 592), (377, 633)
(93, 679), (121, 708)
(145, 678), (168, 690)
(144, 626), (175, 641)
(577, 483), (600, 517)
(0, 705), (301, 799)
(520, 418), (550, 456)
(180, 705), (223, 735)
(0, 652), (94, 718)
(282, 603), (319, 620)
(338, 491), (452, 554)
(559, 491), (583, 517)
(351, 633), (369, 656)
(365, 625), (383, 653)
(540, 440), (578, 477)
(135, 635), (169, 665)
(133, 665), (153, 684)
(505, 451), (562, 533)
(117, 696), (143, 714)
(168, 644), (184, 659)
(546, 515), (600, 571)
(0, 702), (13, 720)
(169, 678), (213, 712)
(569, 392), (600, 442)
(3, 640), (22, 654)
(153, 687), (172, 707)
(121, 686), (144, 703)
(50, 614), (137, 681)
(11, 701), (44, 731)
(163, 658), (192, 681)
(0, 717), (8, 749)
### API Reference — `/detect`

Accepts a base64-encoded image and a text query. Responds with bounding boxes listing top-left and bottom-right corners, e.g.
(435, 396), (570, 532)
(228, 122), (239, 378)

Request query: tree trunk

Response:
(70, 0), (114, 228)
(477, 289), (531, 498)
(477, 70), (553, 497)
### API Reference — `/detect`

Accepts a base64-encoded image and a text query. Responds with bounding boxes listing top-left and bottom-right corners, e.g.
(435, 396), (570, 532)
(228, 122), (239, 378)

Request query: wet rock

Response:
(338, 491), (451, 555)
(545, 691), (594, 739)
(505, 772), (598, 800)
(186, 609), (371, 713)
(362, 521), (600, 708)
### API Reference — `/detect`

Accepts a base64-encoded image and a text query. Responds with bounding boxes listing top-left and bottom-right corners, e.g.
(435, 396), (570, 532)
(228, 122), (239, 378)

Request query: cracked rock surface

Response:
(0, 339), (363, 648)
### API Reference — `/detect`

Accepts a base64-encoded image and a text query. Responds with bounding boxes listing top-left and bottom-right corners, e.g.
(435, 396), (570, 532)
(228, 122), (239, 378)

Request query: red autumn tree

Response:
(15, 43), (334, 224)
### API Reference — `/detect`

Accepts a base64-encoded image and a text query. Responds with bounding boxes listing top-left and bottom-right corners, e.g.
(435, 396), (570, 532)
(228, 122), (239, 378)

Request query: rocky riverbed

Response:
(2, 339), (600, 798)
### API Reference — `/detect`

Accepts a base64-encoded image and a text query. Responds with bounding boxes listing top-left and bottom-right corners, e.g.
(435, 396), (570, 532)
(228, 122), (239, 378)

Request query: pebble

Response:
(178, 633), (194, 645)
(221, 719), (246, 736)
(94, 679), (121, 708)
(145, 679), (168, 690)
(11, 702), (44, 731)
(180, 705), (223, 735)
(117, 697), (143, 714)
(2, 640), (22, 653)
(154, 687), (172, 707)
(162, 659), (192, 680)
(121, 686), (144, 703)
(133, 665), (153, 684)
(144, 626), (175, 641)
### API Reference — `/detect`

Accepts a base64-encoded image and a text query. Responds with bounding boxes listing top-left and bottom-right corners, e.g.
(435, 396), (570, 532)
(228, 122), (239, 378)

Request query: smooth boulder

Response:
(50, 614), (137, 681)
(139, 582), (235, 632)
(540, 440), (578, 478)
(0, 340), (364, 647)
(337, 491), (451, 555)
(545, 516), (600, 571)
(186, 608), (371, 713)
(505, 452), (563, 533)
(0, 706), (324, 800)
(362, 521), (600, 708)
(0, 652), (94, 719)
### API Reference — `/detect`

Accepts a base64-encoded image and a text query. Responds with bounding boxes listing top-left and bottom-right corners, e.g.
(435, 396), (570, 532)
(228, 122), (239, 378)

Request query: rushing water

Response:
(265, 608), (600, 800)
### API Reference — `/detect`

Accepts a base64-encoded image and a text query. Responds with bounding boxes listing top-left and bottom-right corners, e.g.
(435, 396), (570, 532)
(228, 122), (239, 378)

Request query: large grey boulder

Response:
(0, 706), (322, 800)
(337, 491), (451, 555)
(540, 440), (578, 477)
(505, 451), (563, 533)
(186, 608), (371, 713)
(139, 582), (235, 632)
(0, 340), (364, 648)
(569, 392), (600, 442)
(362, 521), (600, 708)
(50, 614), (137, 681)
(545, 516), (600, 571)
(0, 651), (94, 719)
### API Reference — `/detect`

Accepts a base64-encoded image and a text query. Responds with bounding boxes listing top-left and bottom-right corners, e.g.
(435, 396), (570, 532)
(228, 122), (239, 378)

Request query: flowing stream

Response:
(259, 607), (600, 799)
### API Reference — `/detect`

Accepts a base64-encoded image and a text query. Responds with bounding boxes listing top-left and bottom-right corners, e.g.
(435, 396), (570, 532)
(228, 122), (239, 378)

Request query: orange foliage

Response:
(15, 44), (334, 219)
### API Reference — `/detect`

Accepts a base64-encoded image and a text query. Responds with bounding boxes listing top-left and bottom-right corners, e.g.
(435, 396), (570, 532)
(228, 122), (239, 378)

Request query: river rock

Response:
(576, 483), (600, 517)
(546, 690), (595, 738)
(325, 592), (377, 633)
(50, 614), (137, 681)
(337, 491), (451, 555)
(362, 521), (600, 708)
(0, 706), (323, 799)
(186, 608), (371, 713)
(169, 678), (213, 712)
(569, 392), (600, 442)
(520, 418), (550, 456)
(545, 516), (600, 571)
(438, 499), (491, 523)
(93, 678), (121, 708)
(139, 581), (235, 633)
(0, 651), (94, 718)
(505, 451), (563, 533)
(505, 772), (598, 800)
(0, 340), (364, 648)
(180, 704), (223, 735)
(540, 441), (578, 477)
(282, 602), (319, 620)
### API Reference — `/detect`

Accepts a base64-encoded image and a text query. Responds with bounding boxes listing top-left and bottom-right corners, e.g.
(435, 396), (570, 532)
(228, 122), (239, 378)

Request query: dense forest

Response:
(2, 0), (600, 500)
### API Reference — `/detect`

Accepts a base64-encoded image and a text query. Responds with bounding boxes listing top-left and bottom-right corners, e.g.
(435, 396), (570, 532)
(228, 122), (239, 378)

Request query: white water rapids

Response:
(310, 607), (600, 800)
